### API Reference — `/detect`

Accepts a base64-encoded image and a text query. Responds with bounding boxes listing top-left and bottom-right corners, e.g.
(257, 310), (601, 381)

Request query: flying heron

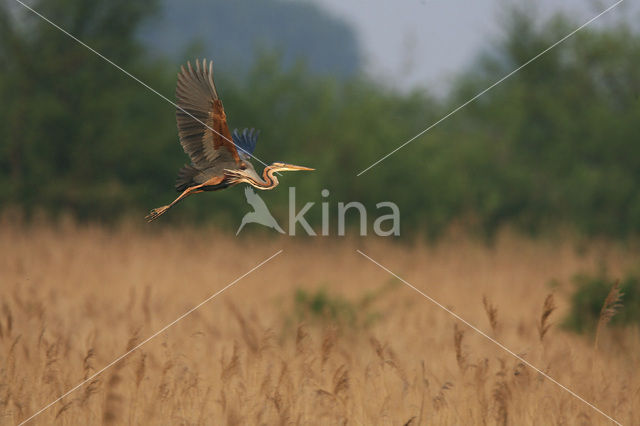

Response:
(146, 59), (313, 222)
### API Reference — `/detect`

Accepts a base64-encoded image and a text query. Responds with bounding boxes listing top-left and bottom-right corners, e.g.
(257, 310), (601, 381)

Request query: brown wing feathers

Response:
(175, 59), (240, 169)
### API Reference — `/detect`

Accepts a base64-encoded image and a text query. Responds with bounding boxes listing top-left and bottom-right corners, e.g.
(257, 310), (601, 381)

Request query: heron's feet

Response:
(146, 205), (170, 222)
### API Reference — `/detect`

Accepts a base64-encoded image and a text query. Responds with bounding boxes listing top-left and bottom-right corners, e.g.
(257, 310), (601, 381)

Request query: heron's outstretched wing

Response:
(176, 59), (241, 169)
(232, 128), (260, 159)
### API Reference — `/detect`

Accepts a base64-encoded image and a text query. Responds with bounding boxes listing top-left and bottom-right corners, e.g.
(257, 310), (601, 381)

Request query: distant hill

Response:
(138, 0), (362, 77)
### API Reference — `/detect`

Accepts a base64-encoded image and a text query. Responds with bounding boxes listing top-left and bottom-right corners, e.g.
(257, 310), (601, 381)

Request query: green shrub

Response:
(563, 270), (640, 333)
(294, 288), (357, 326)
(288, 280), (397, 329)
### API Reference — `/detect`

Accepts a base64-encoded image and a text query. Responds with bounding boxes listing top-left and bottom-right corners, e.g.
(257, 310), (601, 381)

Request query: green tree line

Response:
(1, 1), (639, 238)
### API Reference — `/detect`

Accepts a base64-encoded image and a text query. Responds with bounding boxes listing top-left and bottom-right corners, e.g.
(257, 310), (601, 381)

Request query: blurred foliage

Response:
(289, 280), (396, 329)
(563, 269), (640, 333)
(294, 288), (359, 327)
(1, 1), (639, 238)
(443, 11), (640, 237)
(0, 0), (178, 220)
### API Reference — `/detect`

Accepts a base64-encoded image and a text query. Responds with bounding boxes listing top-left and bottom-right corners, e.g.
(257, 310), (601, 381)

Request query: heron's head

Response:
(224, 166), (261, 184)
(269, 162), (315, 172)
(224, 162), (314, 187)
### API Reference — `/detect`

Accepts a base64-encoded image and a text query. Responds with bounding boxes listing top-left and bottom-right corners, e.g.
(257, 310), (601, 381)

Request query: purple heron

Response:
(146, 59), (313, 222)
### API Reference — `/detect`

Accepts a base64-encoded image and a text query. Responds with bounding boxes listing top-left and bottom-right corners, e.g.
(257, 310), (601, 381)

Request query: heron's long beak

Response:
(284, 164), (314, 171)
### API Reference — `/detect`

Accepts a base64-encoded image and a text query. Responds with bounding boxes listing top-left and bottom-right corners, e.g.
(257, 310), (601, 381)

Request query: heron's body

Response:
(146, 59), (312, 222)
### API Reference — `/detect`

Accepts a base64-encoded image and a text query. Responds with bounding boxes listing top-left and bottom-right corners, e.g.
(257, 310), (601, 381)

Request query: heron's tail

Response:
(175, 164), (199, 192)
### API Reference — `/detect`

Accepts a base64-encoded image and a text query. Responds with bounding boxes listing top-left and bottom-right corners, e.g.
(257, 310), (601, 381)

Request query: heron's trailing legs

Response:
(146, 184), (204, 222)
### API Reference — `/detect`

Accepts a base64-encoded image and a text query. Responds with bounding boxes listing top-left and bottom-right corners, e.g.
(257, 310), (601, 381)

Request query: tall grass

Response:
(0, 220), (638, 424)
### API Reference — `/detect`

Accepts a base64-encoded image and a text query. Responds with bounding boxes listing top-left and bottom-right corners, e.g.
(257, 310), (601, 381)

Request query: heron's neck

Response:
(251, 165), (280, 189)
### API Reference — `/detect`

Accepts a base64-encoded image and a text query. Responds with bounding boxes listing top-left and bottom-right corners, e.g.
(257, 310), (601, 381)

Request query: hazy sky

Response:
(311, 0), (634, 93)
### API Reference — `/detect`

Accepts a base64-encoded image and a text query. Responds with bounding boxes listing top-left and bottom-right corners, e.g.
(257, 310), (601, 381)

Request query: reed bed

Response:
(0, 221), (638, 425)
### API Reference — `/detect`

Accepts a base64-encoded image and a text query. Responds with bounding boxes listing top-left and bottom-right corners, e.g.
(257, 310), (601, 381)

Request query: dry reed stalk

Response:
(493, 380), (510, 426)
(82, 348), (95, 380)
(482, 295), (499, 334)
(492, 357), (511, 426)
(418, 360), (428, 425)
(55, 400), (73, 420)
(126, 327), (141, 352)
(473, 358), (490, 425)
(0, 306), (4, 340)
(260, 364), (273, 397)
(268, 362), (292, 426)
(142, 285), (151, 325)
(321, 326), (337, 366)
(332, 364), (349, 398)
(78, 379), (100, 407)
(403, 416), (417, 425)
(594, 280), (624, 351)
(537, 294), (556, 342)
(42, 341), (60, 388)
(369, 336), (385, 362)
(3, 303), (13, 338)
(228, 301), (259, 353)
(295, 324), (310, 355)
(128, 352), (146, 425)
(102, 368), (123, 425)
(385, 345), (409, 390)
(77, 345), (101, 420)
(432, 381), (453, 411)
(135, 352), (146, 389)
(197, 385), (213, 425)
(221, 342), (241, 384)
(453, 323), (467, 371)
(259, 327), (276, 355)
(157, 356), (175, 401)
(6, 335), (20, 381)
(314, 365), (348, 417)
